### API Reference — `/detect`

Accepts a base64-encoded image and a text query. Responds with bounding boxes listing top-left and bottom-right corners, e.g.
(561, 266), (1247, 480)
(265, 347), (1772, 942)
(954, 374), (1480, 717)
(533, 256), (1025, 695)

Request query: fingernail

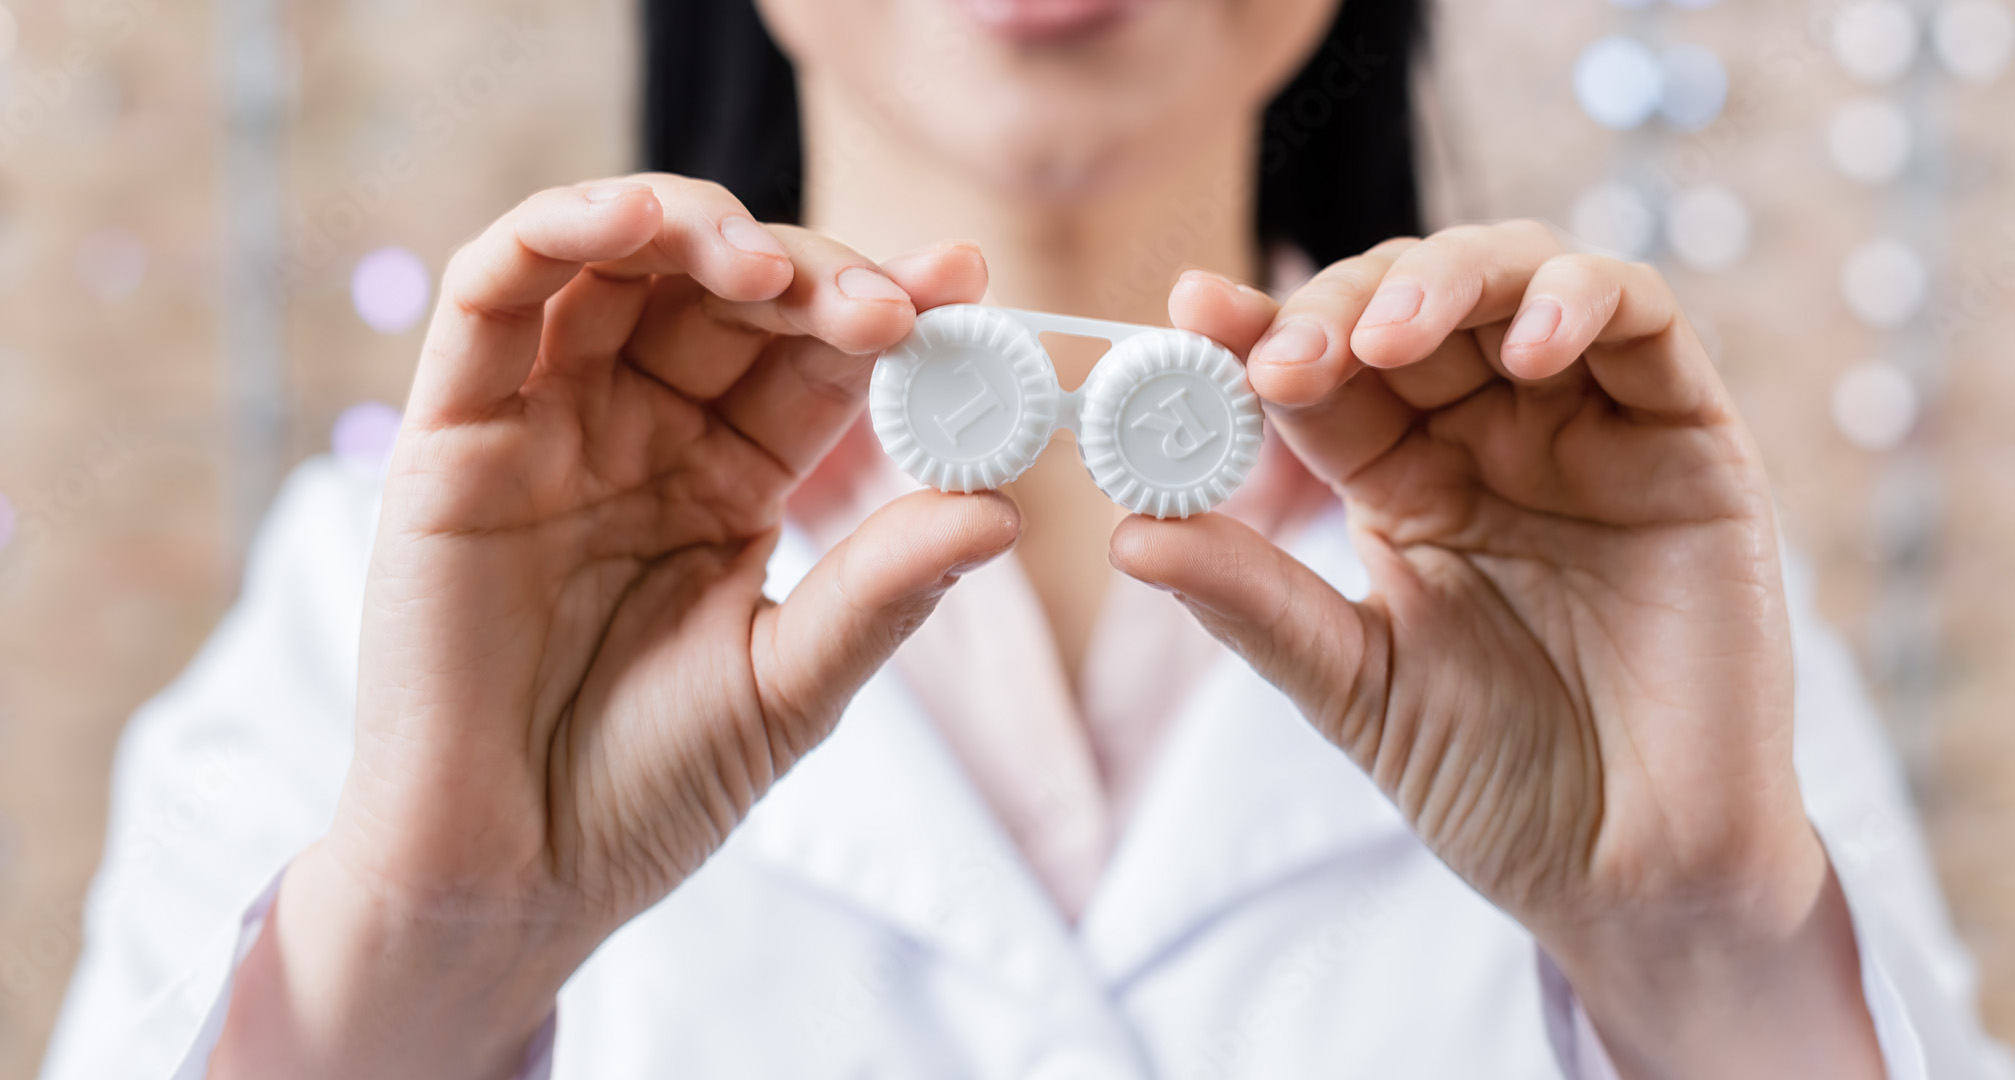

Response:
(902, 239), (973, 260)
(1251, 318), (1330, 368)
(1505, 299), (1562, 348)
(719, 215), (788, 258)
(1180, 268), (1239, 290)
(1360, 280), (1424, 328)
(880, 240), (976, 274)
(584, 181), (651, 204)
(838, 266), (909, 303)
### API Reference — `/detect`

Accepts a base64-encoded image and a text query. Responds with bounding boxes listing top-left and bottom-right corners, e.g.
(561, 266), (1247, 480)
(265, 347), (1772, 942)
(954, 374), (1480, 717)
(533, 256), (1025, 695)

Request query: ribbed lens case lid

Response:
(1077, 328), (1264, 519)
(869, 304), (1061, 494)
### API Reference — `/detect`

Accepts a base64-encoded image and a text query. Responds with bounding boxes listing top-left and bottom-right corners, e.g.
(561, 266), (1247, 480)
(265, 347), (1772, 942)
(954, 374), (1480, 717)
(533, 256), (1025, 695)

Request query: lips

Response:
(950, 0), (1153, 42)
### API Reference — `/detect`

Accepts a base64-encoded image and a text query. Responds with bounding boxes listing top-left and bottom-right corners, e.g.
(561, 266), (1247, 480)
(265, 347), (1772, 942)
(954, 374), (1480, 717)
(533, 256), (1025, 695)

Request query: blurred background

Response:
(0, 0), (2009, 1073)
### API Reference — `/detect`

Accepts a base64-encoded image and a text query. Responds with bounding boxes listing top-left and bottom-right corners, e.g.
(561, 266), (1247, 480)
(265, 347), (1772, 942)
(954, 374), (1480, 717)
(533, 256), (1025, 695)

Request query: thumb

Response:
(1110, 513), (1390, 757)
(752, 489), (1020, 755)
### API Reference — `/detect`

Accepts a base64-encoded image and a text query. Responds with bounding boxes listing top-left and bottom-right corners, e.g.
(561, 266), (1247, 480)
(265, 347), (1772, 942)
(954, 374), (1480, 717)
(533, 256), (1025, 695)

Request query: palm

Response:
(1334, 366), (1794, 926)
(358, 350), (790, 924)
(328, 179), (1015, 951)
(1133, 227), (1813, 944)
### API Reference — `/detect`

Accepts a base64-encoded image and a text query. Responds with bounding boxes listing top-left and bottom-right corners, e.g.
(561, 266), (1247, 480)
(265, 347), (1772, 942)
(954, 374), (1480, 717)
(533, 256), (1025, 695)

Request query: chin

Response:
(900, 61), (1177, 204)
(766, 0), (1325, 203)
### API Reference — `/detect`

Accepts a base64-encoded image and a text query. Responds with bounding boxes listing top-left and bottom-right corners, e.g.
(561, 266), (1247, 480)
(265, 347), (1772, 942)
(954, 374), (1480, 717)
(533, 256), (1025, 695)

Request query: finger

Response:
(879, 240), (990, 311)
(1498, 253), (1722, 418)
(1376, 331), (1500, 411)
(532, 174), (800, 395)
(1349, 220), (1562, 371)
(582, 173), (795, 302)
(1109, 512), (1387, 756)
(1167, 269), (1279, 355)
(709, 225), (920, 355)
(624, 227), (917, 400)
(705, 336), (867, 477)
(410, 182), (664, 424)
(710, 243), (992, 476)
(1204, 242), (1419, 486)
(537, 257), (656, 377)
(1241, 240), (1412, 407)
(1268, 374), (1420, 491)
(623, 277), (777, 400)
(752, 491), (1022, 751)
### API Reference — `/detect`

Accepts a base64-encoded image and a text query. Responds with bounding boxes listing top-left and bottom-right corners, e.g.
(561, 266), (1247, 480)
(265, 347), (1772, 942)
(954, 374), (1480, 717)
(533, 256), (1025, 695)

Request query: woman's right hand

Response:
(210, 176), (1019, 1080)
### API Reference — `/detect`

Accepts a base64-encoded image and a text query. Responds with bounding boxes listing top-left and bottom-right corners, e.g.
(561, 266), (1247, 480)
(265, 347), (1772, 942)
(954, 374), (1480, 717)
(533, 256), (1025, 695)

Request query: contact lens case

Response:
(869, 304), (1263, 519)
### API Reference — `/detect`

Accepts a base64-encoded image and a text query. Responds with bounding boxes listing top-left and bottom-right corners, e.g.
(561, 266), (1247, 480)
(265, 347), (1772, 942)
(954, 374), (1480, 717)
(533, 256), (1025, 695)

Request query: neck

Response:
(797, 75), (1267, 692)
(799, 74), (1262, 332)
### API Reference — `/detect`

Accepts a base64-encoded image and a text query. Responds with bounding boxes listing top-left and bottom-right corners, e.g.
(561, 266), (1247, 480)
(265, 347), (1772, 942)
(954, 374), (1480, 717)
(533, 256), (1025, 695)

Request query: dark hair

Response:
(642, 0), (1422, 267)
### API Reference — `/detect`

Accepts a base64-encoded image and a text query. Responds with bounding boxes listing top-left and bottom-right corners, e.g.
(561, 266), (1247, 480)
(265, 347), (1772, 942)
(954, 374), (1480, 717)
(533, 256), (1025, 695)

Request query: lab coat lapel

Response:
(1078, 507), (1412, 986)
(737, 514), (1414, 999)
(735, 530), (1089, 1001)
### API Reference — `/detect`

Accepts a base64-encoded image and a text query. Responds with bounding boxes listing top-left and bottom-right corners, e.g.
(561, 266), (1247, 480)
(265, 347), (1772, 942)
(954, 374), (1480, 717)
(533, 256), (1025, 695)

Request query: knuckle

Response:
(790, 344), (873, 404)
(440, 243), (540, 324)
(1366, 235), (1422, 258)
(1425, 223), (1491, 255)
(1547, 251), (1613, 284)
(440, 239), (486, 290)
(646, 173), (743, 221)
(761, 222), (812, 246)
(1311, 259), (1385, 302)
(524, 184), (581, 214)
(1625, 259), (1675, 296)
(683, 176), (735, 206)
(1541, 255), (1623, 311)
(1498, 217), (1558, 249)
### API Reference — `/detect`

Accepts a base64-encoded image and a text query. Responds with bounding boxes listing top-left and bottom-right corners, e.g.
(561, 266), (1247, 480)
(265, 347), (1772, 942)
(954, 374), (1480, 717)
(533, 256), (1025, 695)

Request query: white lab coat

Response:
(36, 458), (2015, 1079)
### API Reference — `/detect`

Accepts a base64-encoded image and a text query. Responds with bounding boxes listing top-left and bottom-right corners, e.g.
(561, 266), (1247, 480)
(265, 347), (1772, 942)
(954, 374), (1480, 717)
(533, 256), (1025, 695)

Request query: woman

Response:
(39, 0), (2010, 1076)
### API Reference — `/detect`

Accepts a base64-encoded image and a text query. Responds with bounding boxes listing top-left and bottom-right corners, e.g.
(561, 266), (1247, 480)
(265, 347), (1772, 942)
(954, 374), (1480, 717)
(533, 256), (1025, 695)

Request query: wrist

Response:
(212, 841), (581, 1080)
(1539, 828), (1883, 1080)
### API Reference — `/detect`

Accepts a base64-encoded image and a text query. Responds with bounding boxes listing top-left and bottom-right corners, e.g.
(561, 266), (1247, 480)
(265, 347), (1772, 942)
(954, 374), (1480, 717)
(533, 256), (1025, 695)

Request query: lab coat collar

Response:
(1078, 508), (1406, 984)
(734, 509), (1409, 996)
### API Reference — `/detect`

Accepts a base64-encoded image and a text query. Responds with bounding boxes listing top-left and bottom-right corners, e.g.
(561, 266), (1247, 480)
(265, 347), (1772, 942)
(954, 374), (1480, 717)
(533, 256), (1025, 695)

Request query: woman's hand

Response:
(1120, 222), (1882, 1079)
(211, 177), (1018, 1080)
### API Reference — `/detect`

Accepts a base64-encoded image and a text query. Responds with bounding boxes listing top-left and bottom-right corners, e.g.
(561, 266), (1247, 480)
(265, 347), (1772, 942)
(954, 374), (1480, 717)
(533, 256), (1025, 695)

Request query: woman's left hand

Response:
(1117, 221), (1882, 1079)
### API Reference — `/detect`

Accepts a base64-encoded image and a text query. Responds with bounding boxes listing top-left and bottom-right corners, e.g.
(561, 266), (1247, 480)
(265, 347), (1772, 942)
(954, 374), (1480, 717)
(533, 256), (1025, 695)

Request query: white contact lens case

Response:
(869, 304), (1264, 519)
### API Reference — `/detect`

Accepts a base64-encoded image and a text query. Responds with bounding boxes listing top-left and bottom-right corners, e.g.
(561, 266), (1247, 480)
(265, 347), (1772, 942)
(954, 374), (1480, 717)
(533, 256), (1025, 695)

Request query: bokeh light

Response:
(331, 401), (403, 473)
(1575, 37), (1663, 130)
(1571, 182), (1658, 258)
(0, 491), (15, 555)
(0, 4), (18, 63)
(1842, 239), (1929, 328)
(74, 228), (148, 301)
(1829, 98), (1913, 183)
(1666, 186), (1751, 270)
(1832, 362), (1920, 450)
(1833, 1), (1920, 84)
(350, 246), (432, 335)
(1658, 44), (1728, 131)
(1934, 0), (2015, 83)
